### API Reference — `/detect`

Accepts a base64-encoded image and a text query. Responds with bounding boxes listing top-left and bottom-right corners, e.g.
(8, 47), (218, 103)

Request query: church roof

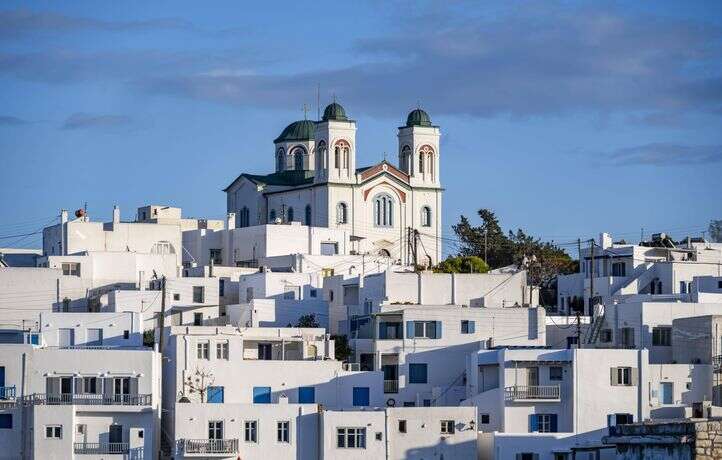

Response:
(405, 108), (432, 127)
(322, 102), (348, 121)
(223, 170), (315, 191)
(274, 120), (316, 143)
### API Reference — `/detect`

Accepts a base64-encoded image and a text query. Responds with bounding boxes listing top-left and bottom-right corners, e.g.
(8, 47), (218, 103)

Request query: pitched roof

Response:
(223, 170), (315, 191)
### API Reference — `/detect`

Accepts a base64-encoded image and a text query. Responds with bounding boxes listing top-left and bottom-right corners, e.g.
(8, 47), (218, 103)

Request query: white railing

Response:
(18, 393), (151, 406)
(505, 385), (560, 400)
(74, 442), (129, 454)
(384, 380), (399, 393)
(184, 439), (238, 454)
(343, 363), (360, 371)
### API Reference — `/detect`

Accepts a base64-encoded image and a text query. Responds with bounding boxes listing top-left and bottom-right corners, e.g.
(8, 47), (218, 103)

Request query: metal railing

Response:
(18, 393), (151, 406)
(384, 380), (399, 394)
(183, 439), (239, 454)
(505, 385), (560, 400)
(74, 442), (129, 454)
(0, 386), (16, 400)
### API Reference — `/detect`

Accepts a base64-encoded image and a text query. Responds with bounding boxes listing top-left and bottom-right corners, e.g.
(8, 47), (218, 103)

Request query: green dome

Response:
(406, 108), (432, 127)
(322, 102), (348, 121)
(274, 120), (316, 143)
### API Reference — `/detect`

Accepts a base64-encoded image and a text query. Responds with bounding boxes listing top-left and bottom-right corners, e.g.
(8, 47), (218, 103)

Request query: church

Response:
(223, 102), (443, 265)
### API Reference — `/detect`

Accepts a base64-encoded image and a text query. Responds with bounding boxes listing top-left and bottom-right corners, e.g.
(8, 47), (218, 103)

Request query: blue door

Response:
(660, 382), (673, 404)
(298, 387), (315, 403)
(207, 386), (224, 403)
(353, 387), (370, 407)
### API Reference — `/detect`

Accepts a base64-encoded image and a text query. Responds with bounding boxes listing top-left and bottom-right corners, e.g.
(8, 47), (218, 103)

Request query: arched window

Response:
(336, 202), (348, 224)
(421, 206), (431, 227)
(334, 140), (350, 170)
(401, 145), (412, 173)
(419, 145), (434, 178)
(305, 205), (312, 226)
(378, 249), (391, 257)
(269, 209), (277, 222)
(287, 207), (294, 222)
(316, 140), (327, 170)
(418, 153), (424, 173)
(276, 148), (285, 172)
(374, 193), (394, 227)
(292, 147), (305, 171)
(239, 207), (250, 228)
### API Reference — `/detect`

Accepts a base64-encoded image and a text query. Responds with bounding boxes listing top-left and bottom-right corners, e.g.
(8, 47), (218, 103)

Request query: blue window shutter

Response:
(529, 415), (538, 432)
(353, 387), (370, 406)
(0, 414), (11, 429)
(436, 321), (442, 339)
(207, 386), (224, 403)
(469, 321), (476, 334)
(550, 414), (558, 432)
(298, 386), (315, 403)
(406, 321), (415, 339)
(253, 386), (271, 404)
(409, 364), (428, 384)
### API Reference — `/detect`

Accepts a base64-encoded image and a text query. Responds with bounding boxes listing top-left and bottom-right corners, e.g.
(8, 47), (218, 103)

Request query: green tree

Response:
(331, 334), (353, 362)
(434, 255), (489, 274)
(295, 314), (320, 328)
(452, 209), (514, 268)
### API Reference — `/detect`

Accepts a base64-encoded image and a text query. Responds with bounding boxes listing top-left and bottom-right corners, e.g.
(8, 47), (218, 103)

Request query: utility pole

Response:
(575, 310), (582, 349)
(484, 228), (488, 263)
(158, 276), (167, 354)
(412, 229), (419, 268)
(589, 239), (595, 317)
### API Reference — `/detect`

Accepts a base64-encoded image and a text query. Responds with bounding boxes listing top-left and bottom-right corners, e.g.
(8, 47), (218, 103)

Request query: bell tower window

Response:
(292, 147), (305, 171)
(374, 194), (394, 227)
(276, 148), (285, 172)
(334, 140), (350, 170)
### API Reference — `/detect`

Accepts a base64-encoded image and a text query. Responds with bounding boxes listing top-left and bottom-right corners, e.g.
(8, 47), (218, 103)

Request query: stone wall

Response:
(694, 420), (722, 459)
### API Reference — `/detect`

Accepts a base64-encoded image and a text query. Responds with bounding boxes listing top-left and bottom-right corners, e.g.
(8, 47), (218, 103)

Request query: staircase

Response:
(586, 304), (606, 344)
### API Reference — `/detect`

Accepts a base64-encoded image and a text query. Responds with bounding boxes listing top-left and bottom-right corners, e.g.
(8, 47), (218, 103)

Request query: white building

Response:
(224, 104), (443, 266)
(349, 304), (546, 407)
(557, 233), (722, 316)
(468, 347), (711, 460)
(0, 312), (161, 460)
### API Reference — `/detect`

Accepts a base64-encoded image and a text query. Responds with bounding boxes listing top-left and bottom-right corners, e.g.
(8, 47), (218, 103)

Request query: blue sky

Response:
(1, 1), (720, 253)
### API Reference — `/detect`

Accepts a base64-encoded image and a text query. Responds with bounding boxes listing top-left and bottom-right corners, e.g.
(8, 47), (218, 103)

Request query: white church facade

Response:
(224, 103), (443, 265)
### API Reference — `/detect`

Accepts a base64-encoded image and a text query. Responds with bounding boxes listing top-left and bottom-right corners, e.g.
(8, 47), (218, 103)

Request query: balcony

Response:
(384, 380), (399, 394)
(74, 442), (129, 454)
(18, 393), (152, 406)
(713, 355), (722, 373)
(505, 385), (560, 402)
(183, 439), (239, 456)
(0, 386), (16, 400)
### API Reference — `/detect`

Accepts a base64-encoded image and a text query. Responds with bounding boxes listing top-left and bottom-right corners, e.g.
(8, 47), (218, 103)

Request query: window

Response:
(421, 206), (432, 227)
(193, 286), (205, 303)
(398, 420), (407, 433)
(480, 414), (490, 424)
(193, 312), (203, 326)
(208, 420), (223, 440)
(270, 209), (277, 222)
(239, 207), (250, 228)
(45, 425), (62, 439)
(403, 401), (415, 407)
(310, 289), (317, 298)
(61, 262), (80, 276)
(253, 386), (271, 404)
(219, 279), (225, 297)
(549, 366), (563, 381)
(519, 454), (537, 460)
(419, 153), (424, 173)
(123, 330), (129, 340)
(320, 242), (338, 256)
(305, 205), (312, 226)
(718, 280), (722, 289)
(287, 207), (294, 222)
(440, 420), (455, 435)
(86, 328), (103, 346)
(620, 327), (634, 347)
(276, 148), (285, 172)
(461, 320), (475, 334)
(0, 414), (12, 429)
(209, 249), (222, 265)
(293, 148), (304, 171)
(608, 413), (633, 426)
(197, 342), (210, 360)
(529, 414), (557, 433)
(337, 202), (348, 224)
(409, 364), (428, 384)
(374, 194), (394, 227)
(652, 327), (672, 346)
(207, 386), (224, 403)
(600, 329), (612, 343)
(611, 367), (636, 386)
(216, 342), (229, 360)
(277, 421), (290, 443)
(337, 427), (366, 448)
(244, 420), (258, 443)
(407, 321), (441, 339)
(173, 293), (180, 301)
(316, 141), (327, 170)
(298, 386), (315, 403)
(352, 387), (370, 407)
(611, 262), (626, 277)
(82, 377), (98, 394)
(423, 399), (431, 407)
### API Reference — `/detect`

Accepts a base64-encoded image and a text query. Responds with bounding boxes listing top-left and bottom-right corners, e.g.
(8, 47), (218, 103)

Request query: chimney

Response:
(600, 232), (612, 249)
(112, 206), (120, 224)
(227, 212), (236, 230)
(60, 209), (68, 224)
(138, 271), (145, 291)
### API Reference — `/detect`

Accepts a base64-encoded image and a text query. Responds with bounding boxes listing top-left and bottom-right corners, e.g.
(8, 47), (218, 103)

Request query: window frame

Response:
(192, 286), (205, 304)
(408, 363), (428, 384)
(421, 206), (432, 227)
(549, 366), (563, 381)
(208, 420), (224, 440)
(277, 420), (290, 443)
(216, 341), (229, 360)
(336, 427), (366, 449)
(652, 326), (672, 346)
(244, 420), (258, 443)
(45, 424), (63, 439)
(373, 193), (394, 228)
(197, 341), (210, 360)
(440, 420), (455, 435)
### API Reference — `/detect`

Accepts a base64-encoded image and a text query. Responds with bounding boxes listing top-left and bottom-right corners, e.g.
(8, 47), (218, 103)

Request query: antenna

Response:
(316, 83), (320, 120)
